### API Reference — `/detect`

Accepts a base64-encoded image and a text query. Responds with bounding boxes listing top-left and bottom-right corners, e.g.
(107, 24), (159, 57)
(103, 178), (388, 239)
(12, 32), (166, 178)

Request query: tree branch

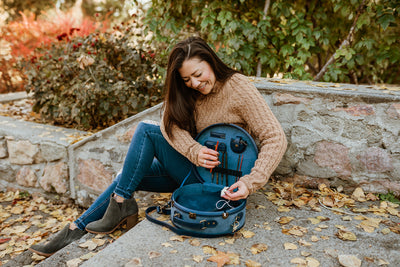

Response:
(313, 0), (366, 81)
(256, 0), (271, 77)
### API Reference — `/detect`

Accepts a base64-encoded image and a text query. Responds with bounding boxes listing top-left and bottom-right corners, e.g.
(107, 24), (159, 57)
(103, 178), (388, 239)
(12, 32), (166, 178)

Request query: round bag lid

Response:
(193, 123), (258, 186)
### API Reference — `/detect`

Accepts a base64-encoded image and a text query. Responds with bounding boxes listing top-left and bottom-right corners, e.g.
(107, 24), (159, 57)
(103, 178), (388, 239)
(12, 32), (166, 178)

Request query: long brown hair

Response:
(163, 37), (238, 138)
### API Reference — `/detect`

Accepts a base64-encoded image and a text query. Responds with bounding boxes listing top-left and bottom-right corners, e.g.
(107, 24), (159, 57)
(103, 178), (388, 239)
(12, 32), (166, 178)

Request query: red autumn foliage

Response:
(0, 10), (110, 93)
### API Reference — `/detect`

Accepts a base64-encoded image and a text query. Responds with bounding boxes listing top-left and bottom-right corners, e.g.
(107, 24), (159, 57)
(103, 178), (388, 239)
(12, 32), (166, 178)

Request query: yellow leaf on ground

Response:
(193, 255), (203, 263)
(148, 251), (161, 259)
(277, 216), (295, 224)
(336, 230), (357, 241)
(189, 239), (201, 246)
(338, 254), (361, 267)
(290, 257), (307, 265)
(352, 187), (366, 202)
(245, 259), (262, 267)
(161, 242), (173, 247)
(79, 240), (98, 250)
(240, 229), (255, 238)
(298, 239), (312, 247)
(277, 206), (291, 212)
(250, 243), (268, 254)
(66, 258), (83, 267)
(202, 245), (217, 255)
(284, 242), (298, 250)
(207, 251), (230, 267)
(306, 257), (320, 267)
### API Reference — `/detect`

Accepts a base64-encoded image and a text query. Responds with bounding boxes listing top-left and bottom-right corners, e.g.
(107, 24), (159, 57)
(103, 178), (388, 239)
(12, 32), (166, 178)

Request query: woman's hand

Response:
(222, 180), (249, 201)
(198, 147), (220, 168)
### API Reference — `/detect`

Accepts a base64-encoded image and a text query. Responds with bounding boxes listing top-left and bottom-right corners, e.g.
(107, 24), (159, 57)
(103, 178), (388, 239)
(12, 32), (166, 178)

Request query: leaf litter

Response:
(2, 181), (400, 266)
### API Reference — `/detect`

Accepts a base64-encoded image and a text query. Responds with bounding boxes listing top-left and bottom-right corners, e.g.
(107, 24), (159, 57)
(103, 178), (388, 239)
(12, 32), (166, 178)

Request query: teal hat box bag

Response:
(146, 123), (258, 237)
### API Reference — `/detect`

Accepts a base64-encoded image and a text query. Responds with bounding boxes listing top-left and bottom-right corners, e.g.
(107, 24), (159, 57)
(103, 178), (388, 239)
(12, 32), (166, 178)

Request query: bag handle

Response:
(145, 206), (229, 238)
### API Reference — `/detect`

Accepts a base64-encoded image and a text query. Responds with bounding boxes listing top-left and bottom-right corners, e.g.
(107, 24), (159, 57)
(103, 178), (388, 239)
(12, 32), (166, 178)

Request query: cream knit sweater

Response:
(160, 73), (287, 194)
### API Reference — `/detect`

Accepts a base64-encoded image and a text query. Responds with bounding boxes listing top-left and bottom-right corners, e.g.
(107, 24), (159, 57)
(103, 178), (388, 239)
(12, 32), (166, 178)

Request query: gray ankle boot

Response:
(85, 196), (138, 234)
(29, 224), (86, 257)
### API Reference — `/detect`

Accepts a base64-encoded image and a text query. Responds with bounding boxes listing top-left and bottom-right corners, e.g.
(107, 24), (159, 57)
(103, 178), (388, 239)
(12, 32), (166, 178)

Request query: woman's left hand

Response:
(221, 180), (249, 201)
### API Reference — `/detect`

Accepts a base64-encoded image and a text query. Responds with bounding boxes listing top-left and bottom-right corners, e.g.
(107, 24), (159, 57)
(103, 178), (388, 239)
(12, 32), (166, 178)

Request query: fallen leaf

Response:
(245, 259), (262, 267)
(148, 251), (161, 259)
(377, 258), (390, 265)
(66, 258), (83, 267)
(301, 251), (312, 257)
(193, 255), (203, 263)
(161, 242), (173, 247)
(352, 188), (366, 202)
(169, 235), (186, 242)
(298, 239), (312, 247)
(202, 245), (217, 255)
(336, 230), (357, 241)
(381, 228), (391, 235)
(169, 249), (178, 253)
(306, 257), (320, 267)
(338, 254), (361, 267)
(277, 206), (291, 212)
(80, 252), (97, 260)
(277, 216), (295, 224)
(250, 243), (268, 254)
(308, 217), (321, 224)
(125, 257), (142, 267)
(290, 257), (307, 264)
(225, 238), (235, 244)
(189, 239), (201, 246)
(240, 229), (255, 238)
(311, 235), (319, 242)
(79, 240), (98, 250)
(284, 242), (298, 250)
(207, 251), (230, 267)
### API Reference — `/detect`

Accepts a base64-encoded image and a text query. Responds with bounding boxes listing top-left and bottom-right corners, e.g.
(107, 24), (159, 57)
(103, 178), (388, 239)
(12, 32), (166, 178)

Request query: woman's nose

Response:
(191, 78), (200, 88)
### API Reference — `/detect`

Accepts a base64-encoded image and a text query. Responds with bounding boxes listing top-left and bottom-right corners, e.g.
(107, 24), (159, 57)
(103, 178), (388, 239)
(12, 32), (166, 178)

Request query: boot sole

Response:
(85, 213), (138, 234)
(28, 247), (54, 257)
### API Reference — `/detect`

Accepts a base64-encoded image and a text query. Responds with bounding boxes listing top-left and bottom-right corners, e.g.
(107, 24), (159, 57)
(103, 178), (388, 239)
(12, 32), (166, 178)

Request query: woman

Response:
(29, 36), (287, 257)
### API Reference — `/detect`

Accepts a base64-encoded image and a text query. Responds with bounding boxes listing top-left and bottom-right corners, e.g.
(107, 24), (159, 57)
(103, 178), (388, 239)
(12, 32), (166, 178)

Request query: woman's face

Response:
(179, 57), (216, 95)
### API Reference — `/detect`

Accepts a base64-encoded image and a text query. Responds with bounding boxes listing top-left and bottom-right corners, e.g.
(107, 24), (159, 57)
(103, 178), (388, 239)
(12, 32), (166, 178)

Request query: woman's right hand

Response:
(198, 147), (220, 168)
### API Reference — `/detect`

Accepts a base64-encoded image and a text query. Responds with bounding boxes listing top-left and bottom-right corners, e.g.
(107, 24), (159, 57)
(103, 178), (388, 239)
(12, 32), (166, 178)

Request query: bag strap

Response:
(145, 206), (229, 238)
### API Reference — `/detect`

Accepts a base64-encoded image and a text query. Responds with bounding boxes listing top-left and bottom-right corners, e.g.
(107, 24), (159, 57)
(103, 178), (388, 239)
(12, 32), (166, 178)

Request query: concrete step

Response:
(34, 191), (400, 267)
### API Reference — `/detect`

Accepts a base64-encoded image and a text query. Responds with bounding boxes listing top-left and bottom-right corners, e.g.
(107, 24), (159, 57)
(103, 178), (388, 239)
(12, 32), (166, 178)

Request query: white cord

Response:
(216, 199), (234, 210)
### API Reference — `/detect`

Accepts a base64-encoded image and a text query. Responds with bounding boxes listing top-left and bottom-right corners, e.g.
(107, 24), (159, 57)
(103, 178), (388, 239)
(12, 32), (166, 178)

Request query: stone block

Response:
(0, 139), (7, 158)
(357, 147), (393, 173)
(39, 162), (68, 193)
(273, 93), (311, 106)
(0, 161), (17, 182)
(118, 124), (138, 143)
(314, 141), (352, 178)
(7, 140), (39, 164)
(16, 166), (37, 187)
(387, 103), (400, 119)
(77, 159), (113, 193)
(39, 142), (68, 162)
(334, 104), (375, 116)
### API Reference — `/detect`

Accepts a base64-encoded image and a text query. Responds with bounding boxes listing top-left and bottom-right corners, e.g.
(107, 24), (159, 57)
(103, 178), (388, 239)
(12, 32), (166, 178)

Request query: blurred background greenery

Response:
(0, 0), (398, 130)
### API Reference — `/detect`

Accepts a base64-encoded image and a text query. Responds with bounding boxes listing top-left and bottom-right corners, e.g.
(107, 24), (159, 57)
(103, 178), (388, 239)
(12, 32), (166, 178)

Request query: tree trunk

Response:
(256, 0), (271, 77)
(313, 0), (366, 81)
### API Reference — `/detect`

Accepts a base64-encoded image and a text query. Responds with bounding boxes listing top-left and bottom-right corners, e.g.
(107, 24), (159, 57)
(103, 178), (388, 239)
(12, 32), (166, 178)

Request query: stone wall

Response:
(1, 79), (399, 206)
(0, 116), (88, 200)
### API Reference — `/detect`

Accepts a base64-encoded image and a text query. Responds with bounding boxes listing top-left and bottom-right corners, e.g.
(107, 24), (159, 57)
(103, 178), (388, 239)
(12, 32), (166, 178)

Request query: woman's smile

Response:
(179, 57), (216, 95)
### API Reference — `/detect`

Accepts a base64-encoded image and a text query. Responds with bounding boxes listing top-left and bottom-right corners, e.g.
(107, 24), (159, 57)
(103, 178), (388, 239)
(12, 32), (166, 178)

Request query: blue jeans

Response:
(74, 122), (198, 230)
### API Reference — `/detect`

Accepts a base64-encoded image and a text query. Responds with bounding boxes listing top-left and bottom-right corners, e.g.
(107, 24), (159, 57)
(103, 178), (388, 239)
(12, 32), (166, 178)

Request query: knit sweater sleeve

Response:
(230, 74), (287, 194)
(160, 116), (204, 166)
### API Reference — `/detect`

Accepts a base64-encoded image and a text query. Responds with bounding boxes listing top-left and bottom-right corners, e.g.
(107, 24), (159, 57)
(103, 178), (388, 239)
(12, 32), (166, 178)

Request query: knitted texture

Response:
(160, 74), (287, 194)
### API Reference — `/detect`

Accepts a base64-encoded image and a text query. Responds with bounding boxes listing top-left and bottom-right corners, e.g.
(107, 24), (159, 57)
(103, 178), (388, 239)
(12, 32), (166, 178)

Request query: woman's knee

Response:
(135, 121), (160, 135)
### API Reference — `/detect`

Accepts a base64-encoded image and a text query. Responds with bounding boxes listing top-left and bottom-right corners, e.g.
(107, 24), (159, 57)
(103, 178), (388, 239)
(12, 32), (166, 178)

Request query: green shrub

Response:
(20, 21), (163, 131)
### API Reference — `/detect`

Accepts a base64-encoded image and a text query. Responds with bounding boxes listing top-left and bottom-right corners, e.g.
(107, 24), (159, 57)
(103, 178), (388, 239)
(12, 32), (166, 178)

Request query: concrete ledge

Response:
(1, 79), (399, 204)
